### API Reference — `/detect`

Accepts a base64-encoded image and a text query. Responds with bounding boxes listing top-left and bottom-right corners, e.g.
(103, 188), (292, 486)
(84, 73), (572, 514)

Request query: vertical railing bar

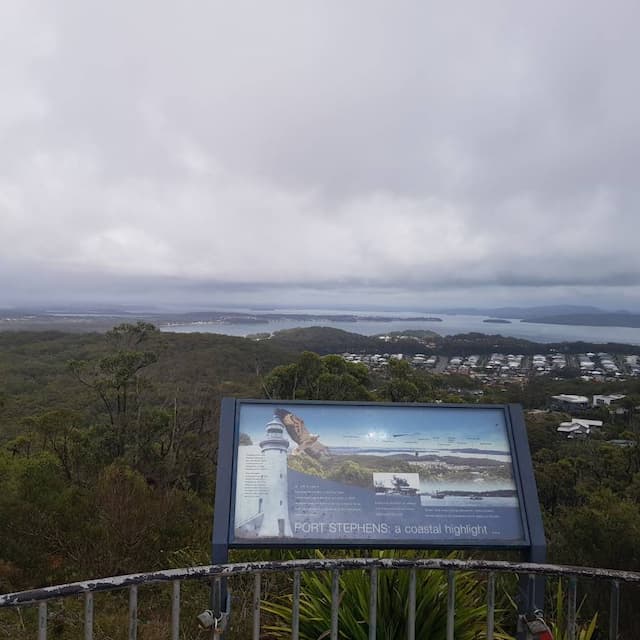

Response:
(486, 572), (496, 640)
(212, 576), (221, 620)
(38, 601), (47, 640)
(567, 576), (577, 640)
(252, 572), (261, 640)
(84, 591), (94, 640)
(330, 569), (340, 640)
(368, 567), (378, 640)
(407, 567), (416, 640)
(213, 576), (221, 617)
(292, 570), (301, 640)
(609, 580), (620, 640)
(527, 574), (536, 612)
(128, 585), (138, 640)
(446, 570), (455, 640)
(171, 580), (180, 640)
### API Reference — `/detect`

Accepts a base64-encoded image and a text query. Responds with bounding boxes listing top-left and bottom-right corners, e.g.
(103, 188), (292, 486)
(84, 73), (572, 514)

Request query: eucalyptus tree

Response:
(68, 322), (159, 458)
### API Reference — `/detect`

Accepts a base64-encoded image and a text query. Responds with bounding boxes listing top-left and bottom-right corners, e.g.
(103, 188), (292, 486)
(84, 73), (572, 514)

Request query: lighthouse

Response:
(258, 415), (293, 537)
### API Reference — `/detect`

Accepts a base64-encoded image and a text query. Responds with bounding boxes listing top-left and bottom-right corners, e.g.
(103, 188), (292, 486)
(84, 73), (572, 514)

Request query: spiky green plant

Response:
(546, 579), (598, 640)
(262, 550), (510, 640)
(501, 577), (599, 640)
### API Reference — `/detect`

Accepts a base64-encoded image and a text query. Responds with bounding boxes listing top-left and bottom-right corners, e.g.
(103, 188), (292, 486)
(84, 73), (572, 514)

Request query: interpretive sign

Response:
(214, 400), (545, 553)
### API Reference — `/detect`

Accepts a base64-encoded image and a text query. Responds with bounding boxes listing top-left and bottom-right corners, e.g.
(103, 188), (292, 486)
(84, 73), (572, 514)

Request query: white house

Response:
(557, 418), (603, 438)
(551, 394), (590, 411)
(593, 394), (626, 407)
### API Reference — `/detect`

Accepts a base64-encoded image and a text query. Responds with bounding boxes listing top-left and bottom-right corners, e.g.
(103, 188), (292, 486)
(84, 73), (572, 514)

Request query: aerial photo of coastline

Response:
(236, 403), (520, 512)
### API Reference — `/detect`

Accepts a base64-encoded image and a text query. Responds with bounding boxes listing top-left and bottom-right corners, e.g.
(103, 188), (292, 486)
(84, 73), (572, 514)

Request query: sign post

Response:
(213, 399), (546, 630)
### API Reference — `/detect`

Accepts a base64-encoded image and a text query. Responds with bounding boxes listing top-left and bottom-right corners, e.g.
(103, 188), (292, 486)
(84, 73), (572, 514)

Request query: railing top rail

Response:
(2, 557), (639, 608)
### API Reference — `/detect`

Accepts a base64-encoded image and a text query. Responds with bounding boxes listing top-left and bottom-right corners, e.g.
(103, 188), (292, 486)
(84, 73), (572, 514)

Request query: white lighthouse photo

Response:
(258, 414), (293, 537)
(234, 413), (293, 539)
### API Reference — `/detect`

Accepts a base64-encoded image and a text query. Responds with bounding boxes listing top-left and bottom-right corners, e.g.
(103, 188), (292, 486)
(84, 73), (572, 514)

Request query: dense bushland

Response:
(2, 326), (640, 637)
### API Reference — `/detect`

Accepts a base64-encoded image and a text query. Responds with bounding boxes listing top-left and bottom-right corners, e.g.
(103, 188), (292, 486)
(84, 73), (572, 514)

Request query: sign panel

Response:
(228, 402), (529, 547)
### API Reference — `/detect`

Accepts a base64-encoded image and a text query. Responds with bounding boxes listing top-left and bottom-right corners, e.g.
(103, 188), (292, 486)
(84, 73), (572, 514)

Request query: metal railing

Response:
(1, 557), (638, 639)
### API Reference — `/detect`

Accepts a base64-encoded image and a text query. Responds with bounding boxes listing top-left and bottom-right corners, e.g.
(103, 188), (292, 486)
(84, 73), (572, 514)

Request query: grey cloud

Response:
(1, 0), (640, 309)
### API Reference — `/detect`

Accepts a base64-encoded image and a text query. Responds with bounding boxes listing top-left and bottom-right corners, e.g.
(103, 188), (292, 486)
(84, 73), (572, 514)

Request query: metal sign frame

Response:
(213, 399), (545, 566)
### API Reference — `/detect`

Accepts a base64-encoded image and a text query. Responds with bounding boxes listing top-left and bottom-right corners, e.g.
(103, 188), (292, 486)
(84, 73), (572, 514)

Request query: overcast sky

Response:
(1, 1), (639, 310)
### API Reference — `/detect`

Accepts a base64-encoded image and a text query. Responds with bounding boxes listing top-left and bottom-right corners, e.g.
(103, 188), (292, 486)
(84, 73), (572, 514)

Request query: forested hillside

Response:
(0, 326), (295, 585)
(2, 325), (640, 636)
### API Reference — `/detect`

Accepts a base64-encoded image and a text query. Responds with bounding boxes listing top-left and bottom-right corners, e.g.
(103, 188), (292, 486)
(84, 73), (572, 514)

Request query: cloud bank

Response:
(1, 1), (639, 309)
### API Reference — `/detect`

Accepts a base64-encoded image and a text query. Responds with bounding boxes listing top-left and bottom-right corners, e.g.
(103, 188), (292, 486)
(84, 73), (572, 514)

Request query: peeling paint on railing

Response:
(1, 557), (635, 640)
(2, 557), (640, 608)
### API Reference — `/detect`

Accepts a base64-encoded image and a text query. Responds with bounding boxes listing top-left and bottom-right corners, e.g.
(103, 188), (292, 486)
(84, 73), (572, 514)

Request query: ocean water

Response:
(419, 494), (520, 508)
(162, 312), (640, 345)
(329, 446), (510, 461)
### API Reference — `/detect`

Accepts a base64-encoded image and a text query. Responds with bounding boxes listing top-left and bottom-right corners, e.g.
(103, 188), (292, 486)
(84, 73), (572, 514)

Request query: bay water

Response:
(162, 312), (640, 345)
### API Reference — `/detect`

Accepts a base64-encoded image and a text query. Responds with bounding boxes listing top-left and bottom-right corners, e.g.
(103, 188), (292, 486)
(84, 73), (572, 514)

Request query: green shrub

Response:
(263, 550), (510, 640)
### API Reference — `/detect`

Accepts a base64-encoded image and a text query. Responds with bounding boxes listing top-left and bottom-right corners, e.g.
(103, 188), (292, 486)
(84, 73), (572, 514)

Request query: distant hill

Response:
(523, 312), (640, 328)
(267, 327), (386, 354)
(412, 331), (640, 356)
(265, 327), (640, 357)
(266, 327), (444, 355)
(382, 329), (440, 339)
(437, 332), (539, 355)
(435, 305), (606, 319)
